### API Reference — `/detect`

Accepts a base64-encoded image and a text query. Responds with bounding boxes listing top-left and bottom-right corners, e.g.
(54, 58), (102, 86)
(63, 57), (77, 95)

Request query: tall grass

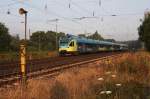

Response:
(0, 52), (150, 99)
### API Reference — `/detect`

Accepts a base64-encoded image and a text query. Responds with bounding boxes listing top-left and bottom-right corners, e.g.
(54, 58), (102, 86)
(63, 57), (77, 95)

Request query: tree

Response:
(88, 31), (104, 40)
(46, 31), (57, 50)
(10, 34), (20, 51)
(29, 31), (66, 51)
(45, 31), (66, 50)
(78, 34), (86, 38)
(0, 23), (11, 51)
(121, 40), (141, 50)
(138, 12), (150, 51)
(30, 31), (47, 51)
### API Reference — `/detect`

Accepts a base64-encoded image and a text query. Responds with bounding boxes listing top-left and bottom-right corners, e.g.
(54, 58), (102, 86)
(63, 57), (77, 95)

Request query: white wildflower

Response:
(111, 74), (116, 78)
(100, 91), (106, 94)
(106, 91), (112, 94)
(97, 77), (104, 81)
(115, 83), (122, 87)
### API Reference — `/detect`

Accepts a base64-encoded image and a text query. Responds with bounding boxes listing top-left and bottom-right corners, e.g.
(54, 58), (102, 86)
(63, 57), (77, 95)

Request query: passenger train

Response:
(59, 34), (128, 55)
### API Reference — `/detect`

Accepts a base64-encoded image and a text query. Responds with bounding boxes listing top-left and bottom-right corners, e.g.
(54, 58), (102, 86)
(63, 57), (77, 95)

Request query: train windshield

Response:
(59, 39), (69, 46)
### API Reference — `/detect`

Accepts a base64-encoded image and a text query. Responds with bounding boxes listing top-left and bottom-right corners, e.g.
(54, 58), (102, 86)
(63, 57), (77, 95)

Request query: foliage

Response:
(78, 34), (86, 38)
(29, 31), (65, 51)
(87, 31), (104, 40)
(78, 31), (104, 40)
(138, 13), (150, 51)
(122, 40), (142, 50)
(0, 21), (104, 52)
(30, 31), (47, 51)
(10, 34), (20, 51)
(0, 23), (11, 51)
(0, 21), (66, 52)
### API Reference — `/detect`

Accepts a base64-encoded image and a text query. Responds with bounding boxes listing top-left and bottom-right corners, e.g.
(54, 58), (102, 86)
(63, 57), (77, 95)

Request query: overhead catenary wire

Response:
(18, 1), (145, 36)
(15, 0), (99, 33)
(12, 0), (83, 25)
(10, 0), (145, 21)
(7, 0), (81, 32)
(46, 0), (98, 30)
(46, 0), (85, 17)
(13, 1), (63, 21)
(2, 0), (148, 37)
(70, 0), (93, 16)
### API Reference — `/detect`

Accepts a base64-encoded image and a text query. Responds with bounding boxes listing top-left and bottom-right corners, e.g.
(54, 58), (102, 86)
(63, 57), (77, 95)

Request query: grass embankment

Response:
(0, 51), (58, 62)
(0, 52), (150, 99)
(0, 52), (19, 62)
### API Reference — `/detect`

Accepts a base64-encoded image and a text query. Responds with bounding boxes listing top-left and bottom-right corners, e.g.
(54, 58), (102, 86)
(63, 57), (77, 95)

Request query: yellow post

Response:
(20, 44), (26, 85)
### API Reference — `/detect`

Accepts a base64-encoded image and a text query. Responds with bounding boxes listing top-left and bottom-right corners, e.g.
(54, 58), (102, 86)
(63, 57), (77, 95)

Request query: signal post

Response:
(20, 44), (26, 85)
(19, 8), (28, 86)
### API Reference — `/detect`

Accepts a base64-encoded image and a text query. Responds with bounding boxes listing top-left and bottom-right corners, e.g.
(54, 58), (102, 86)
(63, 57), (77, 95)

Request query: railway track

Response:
(0, 52), (124, 86)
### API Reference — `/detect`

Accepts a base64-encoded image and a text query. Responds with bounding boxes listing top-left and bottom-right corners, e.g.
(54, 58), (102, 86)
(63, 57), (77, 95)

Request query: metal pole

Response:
(56, 20), (58, 51)
(19, 8), (28, 88)
(25, 13), (27, 41)
(56, 22), (57, 50)
(22, 12), (27, 86)
(38, 34), (41, 52)
(29, 28), (30, 39)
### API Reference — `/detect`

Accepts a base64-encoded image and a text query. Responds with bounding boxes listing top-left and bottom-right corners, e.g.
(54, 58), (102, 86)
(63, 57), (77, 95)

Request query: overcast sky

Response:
(0, 0), (150, 41)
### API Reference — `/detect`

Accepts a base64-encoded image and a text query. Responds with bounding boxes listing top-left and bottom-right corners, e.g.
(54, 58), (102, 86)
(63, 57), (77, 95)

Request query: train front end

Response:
(59, 37), (77, 55)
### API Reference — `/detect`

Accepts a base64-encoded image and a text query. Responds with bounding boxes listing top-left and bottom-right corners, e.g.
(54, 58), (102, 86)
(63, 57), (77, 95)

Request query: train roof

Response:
(63, 34), (128, 47)
(72, 37), (127, 47)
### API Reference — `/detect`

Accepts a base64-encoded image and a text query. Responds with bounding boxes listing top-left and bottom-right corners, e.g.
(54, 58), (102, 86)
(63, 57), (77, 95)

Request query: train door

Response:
(68, 40), (77, 52)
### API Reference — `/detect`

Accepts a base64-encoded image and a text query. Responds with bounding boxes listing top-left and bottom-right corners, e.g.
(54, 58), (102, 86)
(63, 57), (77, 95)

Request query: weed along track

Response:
(0, 52), (124, 86)
(0, 52), (150, 99)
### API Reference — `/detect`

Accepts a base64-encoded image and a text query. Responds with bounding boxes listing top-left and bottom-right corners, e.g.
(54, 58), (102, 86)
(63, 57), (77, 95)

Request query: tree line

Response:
(138, 12), (150, 51)
(78, 30), (104, 40)
(0, 22), (104, 52)
(2, 12), (149, 53)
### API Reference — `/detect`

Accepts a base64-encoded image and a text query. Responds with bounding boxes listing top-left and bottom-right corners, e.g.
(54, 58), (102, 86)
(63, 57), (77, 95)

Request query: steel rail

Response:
(0, 53), (124, 87)
(0, 52), (117, 79)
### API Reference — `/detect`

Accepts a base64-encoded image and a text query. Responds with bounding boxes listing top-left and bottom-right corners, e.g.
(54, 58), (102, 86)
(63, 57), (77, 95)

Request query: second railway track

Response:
(0, 52), (124, 86)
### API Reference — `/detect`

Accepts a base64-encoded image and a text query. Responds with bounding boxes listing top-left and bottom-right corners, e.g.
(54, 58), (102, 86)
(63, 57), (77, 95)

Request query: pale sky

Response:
(0, 0), (150, 41)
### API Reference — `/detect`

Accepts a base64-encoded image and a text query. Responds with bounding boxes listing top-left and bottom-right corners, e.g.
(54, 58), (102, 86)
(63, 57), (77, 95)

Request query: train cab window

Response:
(69, 41), (74, 47)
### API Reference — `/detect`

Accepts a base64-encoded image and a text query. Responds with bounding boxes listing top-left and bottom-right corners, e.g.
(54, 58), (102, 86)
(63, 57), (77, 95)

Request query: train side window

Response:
(69, 41), (74, 47)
